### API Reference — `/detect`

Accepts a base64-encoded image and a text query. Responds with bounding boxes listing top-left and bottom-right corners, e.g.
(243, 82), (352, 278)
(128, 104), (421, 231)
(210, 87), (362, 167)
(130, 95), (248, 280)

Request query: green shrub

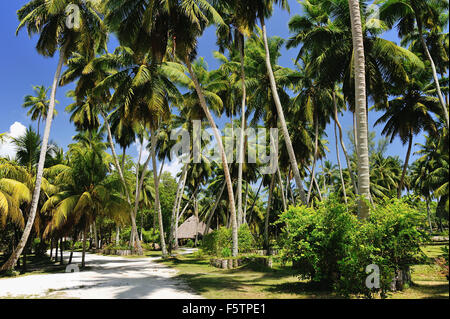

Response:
(221, 247), (232, 258)
(185, 239), (195, 248)
(142, 229), (160, 243)
(201, 225), (255, 256)
(276, 197), (428, 298)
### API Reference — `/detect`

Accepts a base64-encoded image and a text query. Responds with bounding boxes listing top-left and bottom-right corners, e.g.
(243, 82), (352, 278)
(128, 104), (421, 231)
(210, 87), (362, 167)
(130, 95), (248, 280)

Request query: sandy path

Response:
(0, 249), (202, 299)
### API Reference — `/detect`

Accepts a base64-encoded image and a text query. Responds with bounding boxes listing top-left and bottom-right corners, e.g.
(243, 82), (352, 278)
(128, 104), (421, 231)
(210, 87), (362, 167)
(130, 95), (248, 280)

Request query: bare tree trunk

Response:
(92, 220), (98, 250)
(169, 163), (187, 252)
(398, 130), (413, 199)
(333, 90), (358, 194)
(264, 174), (275, 250)
(115, 226), (120, 246)
(150, 128), (168, 257)
(417, 18), (449, 129)
(185, 57), (238, 257)
(277, 167), (287, 212)
(204, 183), (226, 236)
(1, 50), (65, 271)
(101, 111), (142, 253)
(60, 237), (64, 265)
(243, 182), (249, 224)
(426, 197), (433, 234)
(335, 122), (348, 205)
(81, 226), (88, 268)
(173, 163), (189, 251)
(260, 16), (307, 205)
(237, 34), (247, 228)
(348, 0), (371, 219)
(307, 114), (319, 205)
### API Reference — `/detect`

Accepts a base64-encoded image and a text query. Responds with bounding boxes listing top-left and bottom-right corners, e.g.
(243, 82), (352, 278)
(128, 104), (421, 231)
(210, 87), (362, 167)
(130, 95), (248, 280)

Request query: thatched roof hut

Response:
(177, 215), (213, 239)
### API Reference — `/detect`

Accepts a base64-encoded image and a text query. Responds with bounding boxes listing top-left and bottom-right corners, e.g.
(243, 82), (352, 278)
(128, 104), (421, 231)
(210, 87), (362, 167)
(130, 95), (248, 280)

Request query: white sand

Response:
(0, 249), (202, 299)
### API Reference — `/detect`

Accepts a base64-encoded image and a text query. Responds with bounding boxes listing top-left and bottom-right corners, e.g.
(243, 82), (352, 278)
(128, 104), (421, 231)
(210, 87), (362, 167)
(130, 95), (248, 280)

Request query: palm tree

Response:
(249, 0), (310, 204)
(348, 0), (371, 218)
(2, 0), (106, 271)
(374, 68), (440, 198)
(378, 0), (450, 128)
(42, 145), (128, 267)
(22, 86), (58, 136)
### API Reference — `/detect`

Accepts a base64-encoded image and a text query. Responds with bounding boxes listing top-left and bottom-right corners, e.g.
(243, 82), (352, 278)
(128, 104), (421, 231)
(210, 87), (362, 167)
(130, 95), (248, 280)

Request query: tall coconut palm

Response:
(2, 0), (107, 271)
(374, 68), (440, 198)
(22, 85), (58, 136)
(378, 0), (450, 128)
(348, 0), (371, 218)
(250, 0), (309, 204)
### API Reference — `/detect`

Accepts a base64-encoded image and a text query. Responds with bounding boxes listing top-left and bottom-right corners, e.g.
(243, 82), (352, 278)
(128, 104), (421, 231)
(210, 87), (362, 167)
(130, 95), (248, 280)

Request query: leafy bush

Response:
(276, 197), (428, 298)
(185, 239), (195, 248)
(202, 225), (255, 256)
(142, 229), (160, 243)
(221, 247), (232, 258)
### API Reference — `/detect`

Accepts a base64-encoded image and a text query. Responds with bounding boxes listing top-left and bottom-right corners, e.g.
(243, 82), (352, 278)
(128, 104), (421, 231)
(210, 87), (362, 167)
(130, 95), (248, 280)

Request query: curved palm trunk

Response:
(204, 183), (226, 236)
(416, 17), (449, 129)
(264, 174), (275, 250)
(260, 16), (307, 205)
(348, 0), (371, 219)
(398, 130), (413, 199)
(185, 57), (238, 257)
(1, 51), (64, 272)
(248, 179), (264, 218)
(333, 92), (358, 194)
(335, 122), (348, 205)
(101, 111), (143, 253)
(150, 129), (168, 257)
(237, 35), (247, 228)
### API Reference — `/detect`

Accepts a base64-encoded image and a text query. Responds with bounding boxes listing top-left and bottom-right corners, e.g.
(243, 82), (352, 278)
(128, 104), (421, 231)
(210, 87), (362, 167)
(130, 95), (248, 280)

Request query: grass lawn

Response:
(0, 254), (67, 279)
(156, 244), (449, 299)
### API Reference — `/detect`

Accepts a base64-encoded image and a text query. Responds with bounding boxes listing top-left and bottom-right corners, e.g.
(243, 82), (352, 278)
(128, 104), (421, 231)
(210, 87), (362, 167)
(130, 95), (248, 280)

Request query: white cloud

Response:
(134, 138), (150, 165)
(163, 158), (183, 179)
(0, 122), (27, 159)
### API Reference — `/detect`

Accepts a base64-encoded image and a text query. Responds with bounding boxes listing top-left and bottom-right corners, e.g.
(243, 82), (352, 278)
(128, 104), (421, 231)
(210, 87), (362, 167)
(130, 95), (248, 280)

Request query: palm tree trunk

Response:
(398, 130), (413, 199)
(173, 163), (189, 251)
(60, 237), (64, 265)
(132, 144), (152, 254)
(307, 114), (319, 205)
(121, 146), (126, 173)
(333, 91), (358, 194)
(185, 57), (238, 257)
(115, 226), (120, 246)
(426, 196), (433, 234)
(237, 34), (247, 229)
(101, 110), (142, 253)
(335, 122), (348, 205)
(1, 50), (65, 272)
(150, 128), (168, 257)
(277, 167), (287, 212)
(248, 179), (264, 218)
(92, 220), (98, 250)
(204, 183), (226, 236)
(348, 0), (371, 219)
(243, 181), (249, 224)
(82, 226), (87, 268)
(169, 163), (188, 253)
(260, 16), (307, 205)
(264, 174), (275, 250)
(416, 17), (449, 129)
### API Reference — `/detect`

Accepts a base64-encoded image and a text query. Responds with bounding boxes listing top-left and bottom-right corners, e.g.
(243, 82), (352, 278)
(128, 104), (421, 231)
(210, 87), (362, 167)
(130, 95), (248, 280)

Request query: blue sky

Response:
(0, 0), (426, 178)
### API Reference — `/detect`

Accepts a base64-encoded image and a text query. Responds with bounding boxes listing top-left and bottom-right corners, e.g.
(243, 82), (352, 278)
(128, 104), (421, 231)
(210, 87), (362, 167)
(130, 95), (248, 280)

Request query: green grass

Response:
(157, 245), (449, 299)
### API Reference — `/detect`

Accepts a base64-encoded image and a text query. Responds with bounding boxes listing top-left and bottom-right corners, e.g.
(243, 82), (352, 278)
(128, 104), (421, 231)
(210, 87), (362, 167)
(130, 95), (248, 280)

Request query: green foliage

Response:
(141, 229), (160, 243)
(276, 198), (428, 297)
(202, 224), (256, 256)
